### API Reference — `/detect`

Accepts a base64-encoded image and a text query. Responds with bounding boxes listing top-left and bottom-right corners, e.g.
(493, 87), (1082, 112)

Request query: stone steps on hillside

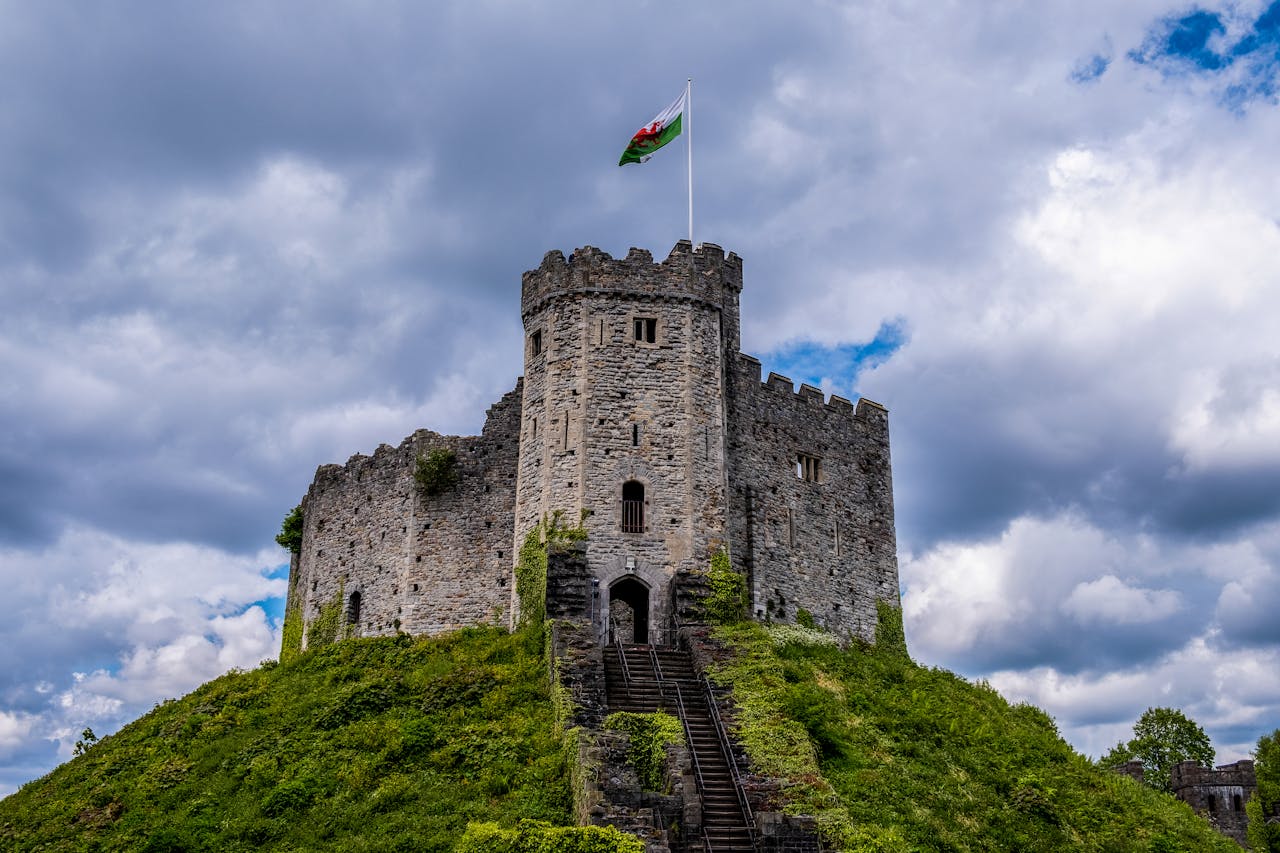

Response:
(604, 643), (756, 852)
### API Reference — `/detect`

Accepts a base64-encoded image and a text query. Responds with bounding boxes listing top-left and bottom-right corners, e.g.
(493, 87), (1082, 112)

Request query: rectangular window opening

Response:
(633, 317), (657, 343)
(797, 453), (822, 482)
(632, 423), (640, 446)
(530, 330), (542, 356)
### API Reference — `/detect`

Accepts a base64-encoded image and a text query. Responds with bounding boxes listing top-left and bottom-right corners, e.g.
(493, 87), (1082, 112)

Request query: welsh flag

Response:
(618, 90), (685, 166)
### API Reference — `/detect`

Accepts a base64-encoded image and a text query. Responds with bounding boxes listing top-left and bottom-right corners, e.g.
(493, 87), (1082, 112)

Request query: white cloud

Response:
(1061, 575), (1182, 626)
(0, 712), (35, 757)
(988, 640), (1280, 762)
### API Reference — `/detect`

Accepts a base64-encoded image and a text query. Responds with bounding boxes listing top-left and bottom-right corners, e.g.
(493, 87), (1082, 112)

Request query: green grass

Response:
(708, 622), (1239, 853)
(0, 628), (571, 852)
(1, 621), (1240, 852)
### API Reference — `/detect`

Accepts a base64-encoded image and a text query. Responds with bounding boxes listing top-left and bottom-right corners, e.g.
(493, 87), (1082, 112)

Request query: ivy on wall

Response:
(603, 711), (685, 793)
(703, 548), (747, 625)
(279, 599), (303, 662)
(515, 527), (548, 631)
(875, 600), (909, 659)
(306, 581), (345, 650)
(515, 511), (589, 631)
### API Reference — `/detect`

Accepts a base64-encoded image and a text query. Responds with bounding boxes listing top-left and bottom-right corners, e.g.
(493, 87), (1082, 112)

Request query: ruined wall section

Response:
(725, 357), (899, 642)
(515, 242), (742, 641)
(292, 383), (522, 646)
(1171, 759), (1257, 847)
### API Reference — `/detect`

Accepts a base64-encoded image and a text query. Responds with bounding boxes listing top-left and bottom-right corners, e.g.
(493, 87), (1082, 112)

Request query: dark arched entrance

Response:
(609, 576), (650, 644)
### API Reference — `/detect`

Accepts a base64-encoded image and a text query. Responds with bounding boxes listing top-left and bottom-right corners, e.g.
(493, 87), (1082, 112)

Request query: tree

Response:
(1100, 707), (1215, 792)
(72, 727), (98, 756)
(276, 504), (304, 554)
(1247, 729), (1280, 852)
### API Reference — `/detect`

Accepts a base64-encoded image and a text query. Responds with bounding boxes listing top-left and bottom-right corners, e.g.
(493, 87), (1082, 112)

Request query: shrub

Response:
(276, 504), (304, 553)
(604, 711), (685, 792)
(414, 447), (460, 497)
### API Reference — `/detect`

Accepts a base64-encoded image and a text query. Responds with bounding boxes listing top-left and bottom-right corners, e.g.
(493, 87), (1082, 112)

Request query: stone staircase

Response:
(605, 643), (756, 852)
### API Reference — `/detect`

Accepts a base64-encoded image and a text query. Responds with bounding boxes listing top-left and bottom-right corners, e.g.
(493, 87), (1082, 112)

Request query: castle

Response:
(285, 241), (901, 649)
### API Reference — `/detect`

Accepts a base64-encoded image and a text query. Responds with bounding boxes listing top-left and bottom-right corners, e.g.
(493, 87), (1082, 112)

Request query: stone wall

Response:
(291, 384), (522, 646)
(1170, 759), (1257, 847)
(514, 242), (743, 646)
(287, 239), (902, 651)
(725, 356), (900, 642)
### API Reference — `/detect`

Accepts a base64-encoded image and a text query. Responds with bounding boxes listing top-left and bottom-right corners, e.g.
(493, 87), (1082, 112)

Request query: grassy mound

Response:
(1, 621), (1238, 852)
(708, 622), (1239, 852)
(0, 628), (571, 852)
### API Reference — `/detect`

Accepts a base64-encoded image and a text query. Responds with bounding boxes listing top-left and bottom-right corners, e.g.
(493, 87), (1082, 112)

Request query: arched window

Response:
(621, 481), (644, 533)
(347, 591), (362, 628)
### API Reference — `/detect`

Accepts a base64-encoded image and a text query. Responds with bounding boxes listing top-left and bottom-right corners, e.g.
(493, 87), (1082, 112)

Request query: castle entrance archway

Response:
(608, 576), (649, 644)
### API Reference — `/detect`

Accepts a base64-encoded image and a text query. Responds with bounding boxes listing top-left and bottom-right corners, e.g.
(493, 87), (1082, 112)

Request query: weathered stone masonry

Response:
(286, 241), (901, 648)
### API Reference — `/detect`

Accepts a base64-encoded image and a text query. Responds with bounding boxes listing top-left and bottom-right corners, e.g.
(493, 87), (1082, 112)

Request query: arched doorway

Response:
(609, 576), (650, 644)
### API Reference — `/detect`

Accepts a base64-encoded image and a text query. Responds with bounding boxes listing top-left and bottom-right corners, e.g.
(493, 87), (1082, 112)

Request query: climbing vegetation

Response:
(414, 447), (461, 497)
(603, 711), (685, 792)
(874, 599), (908, 659)
(515, 511), (588, 632)
(305, 581), (345, 650)
(703, 547), (747, 625)
(279, 597), (304, 662)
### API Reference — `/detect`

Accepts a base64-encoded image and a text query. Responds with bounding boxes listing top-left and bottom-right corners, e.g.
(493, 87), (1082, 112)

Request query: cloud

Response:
(0, 527), (283, 783)
(2, 0), (1280, 793)
(1061, 575), (1183, 626)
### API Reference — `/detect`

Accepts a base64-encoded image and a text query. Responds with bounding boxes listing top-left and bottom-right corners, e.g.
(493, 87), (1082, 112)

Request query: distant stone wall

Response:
(725, 356), (900, 642)
(1170, 759), (1257, 847)
(292, 384), (521, 646)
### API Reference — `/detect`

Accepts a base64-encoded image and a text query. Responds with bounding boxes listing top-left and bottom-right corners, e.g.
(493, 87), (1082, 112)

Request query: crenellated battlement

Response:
(734, 355), (889, 428)
(521, 240), (743, 321)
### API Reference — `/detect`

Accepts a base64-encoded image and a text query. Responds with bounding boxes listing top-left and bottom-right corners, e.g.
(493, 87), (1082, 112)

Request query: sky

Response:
(2, 0), (1279, 796)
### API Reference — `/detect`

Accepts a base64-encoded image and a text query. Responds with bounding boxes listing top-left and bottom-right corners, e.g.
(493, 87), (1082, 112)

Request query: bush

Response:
(276, 504), (304, 553)
(604, 711), (684, 791)
(414, 447), (460, 497)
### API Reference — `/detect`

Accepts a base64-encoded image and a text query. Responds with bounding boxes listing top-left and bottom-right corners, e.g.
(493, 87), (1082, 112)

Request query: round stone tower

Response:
(513, 241), (743, 645)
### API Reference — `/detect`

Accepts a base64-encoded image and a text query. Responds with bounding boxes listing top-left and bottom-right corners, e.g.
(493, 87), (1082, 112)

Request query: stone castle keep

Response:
(286, 241), (901, 649)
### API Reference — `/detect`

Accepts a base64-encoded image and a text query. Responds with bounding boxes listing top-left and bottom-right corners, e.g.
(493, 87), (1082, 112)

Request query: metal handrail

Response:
(614, 643), (633, 699)
(702, 673), (757, 845)
(663, 680), (713, 853)
(648, 645), (665, 682)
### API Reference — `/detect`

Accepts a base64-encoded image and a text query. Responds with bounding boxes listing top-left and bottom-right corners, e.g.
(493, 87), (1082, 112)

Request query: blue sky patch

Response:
(1071, 53), (1111, 83)
(761, 320), (906, 398)
(1117, 1), (1280, 104)
(1129, 9), (1226, 70)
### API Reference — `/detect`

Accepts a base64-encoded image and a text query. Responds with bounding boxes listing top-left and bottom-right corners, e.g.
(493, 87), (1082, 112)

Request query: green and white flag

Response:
(618, 90), (686, 166)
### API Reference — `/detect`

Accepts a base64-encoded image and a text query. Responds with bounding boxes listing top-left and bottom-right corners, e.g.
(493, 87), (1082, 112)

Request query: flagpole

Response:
(686, 77), (694, 248)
